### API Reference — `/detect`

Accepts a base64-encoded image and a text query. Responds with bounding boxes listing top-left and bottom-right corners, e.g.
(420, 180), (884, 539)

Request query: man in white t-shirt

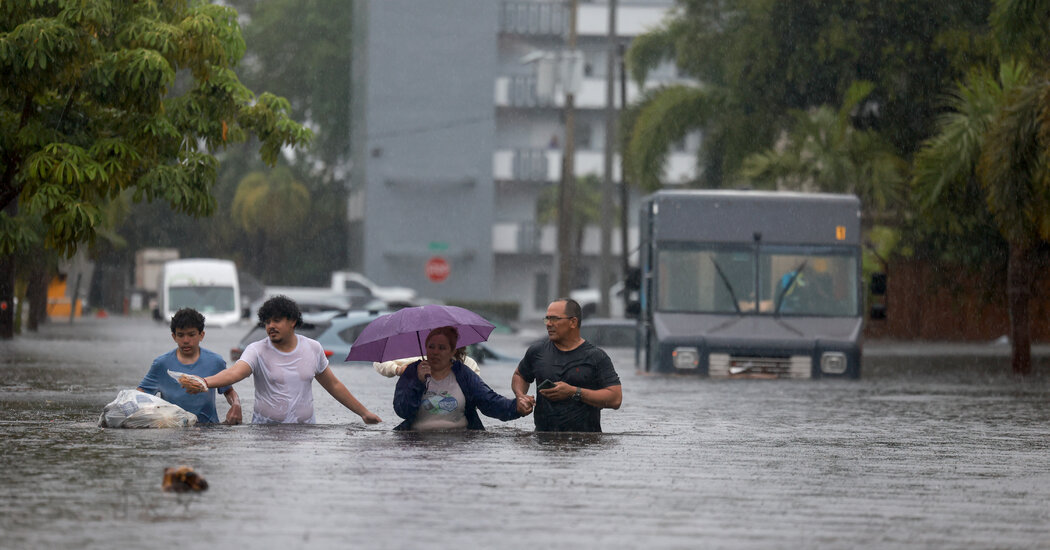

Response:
(180, 296), (382, 425)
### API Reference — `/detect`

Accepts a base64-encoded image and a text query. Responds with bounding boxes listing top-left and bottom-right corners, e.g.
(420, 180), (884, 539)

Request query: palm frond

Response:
(626, 85), (710, 191)
(991, 0), (1050, 60)
(626, 25), (679, 88)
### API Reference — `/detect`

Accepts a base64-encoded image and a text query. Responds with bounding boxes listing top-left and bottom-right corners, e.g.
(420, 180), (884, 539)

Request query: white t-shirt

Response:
(240, 334), (329, 424)
(411, 374), (468, 431)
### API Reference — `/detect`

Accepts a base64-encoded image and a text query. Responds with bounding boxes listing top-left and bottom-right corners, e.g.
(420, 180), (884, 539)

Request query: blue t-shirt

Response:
(138, 348), (230, 423)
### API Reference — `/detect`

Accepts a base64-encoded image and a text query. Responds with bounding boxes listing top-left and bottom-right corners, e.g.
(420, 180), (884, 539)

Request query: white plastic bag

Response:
(98, 389), (198, 428)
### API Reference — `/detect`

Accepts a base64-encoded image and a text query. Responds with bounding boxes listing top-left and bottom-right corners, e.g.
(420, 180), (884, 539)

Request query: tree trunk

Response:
(0, 254), (13, 339)
(1007, 241), (1033, 376)
(26, 260), (49, 331)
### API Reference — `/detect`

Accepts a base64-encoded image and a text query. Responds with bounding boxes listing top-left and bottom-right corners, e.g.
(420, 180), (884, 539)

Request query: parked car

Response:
(579, 318), (638, 349)
(464, 341), (519, 365)
(247, 286), (380, 318)
(528, 318), (637, 350)
(570, 281), (638, 319)
(230, 310), (386, 364)
(229, 310), (518, 366)
(330, 271), (417, 307)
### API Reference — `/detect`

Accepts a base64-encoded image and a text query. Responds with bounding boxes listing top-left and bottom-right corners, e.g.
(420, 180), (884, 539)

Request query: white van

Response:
(155, 259), (241, 327)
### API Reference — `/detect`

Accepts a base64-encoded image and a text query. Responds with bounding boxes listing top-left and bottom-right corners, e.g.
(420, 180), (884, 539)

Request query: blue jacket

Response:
(393, 360), (520, 430)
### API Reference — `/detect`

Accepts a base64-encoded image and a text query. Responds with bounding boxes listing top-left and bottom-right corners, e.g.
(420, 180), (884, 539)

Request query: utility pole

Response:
(618, 42), (630, 315)
(599, 0), (617, 317)
(555, 0), (578, 298)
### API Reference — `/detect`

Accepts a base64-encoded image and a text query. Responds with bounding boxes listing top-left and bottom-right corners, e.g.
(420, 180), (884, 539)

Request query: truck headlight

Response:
(672, 347), (699, 369)
(820, 352), (847, 374)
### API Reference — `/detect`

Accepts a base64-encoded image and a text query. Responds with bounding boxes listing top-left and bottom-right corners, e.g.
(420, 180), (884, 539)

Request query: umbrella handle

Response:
(417, 332), (431, 389)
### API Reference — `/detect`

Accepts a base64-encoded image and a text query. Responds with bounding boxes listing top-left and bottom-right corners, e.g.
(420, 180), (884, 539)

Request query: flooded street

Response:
(3, 316), (1050, 549)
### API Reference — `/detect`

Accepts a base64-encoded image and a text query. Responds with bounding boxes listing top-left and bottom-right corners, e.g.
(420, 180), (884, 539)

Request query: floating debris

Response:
(162, 466), (208, 492)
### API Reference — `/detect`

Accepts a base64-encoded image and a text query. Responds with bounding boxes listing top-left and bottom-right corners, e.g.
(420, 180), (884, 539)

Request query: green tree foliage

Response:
(624, 0), (993, 188)
(624, 85), (714, 191)
(106, 0), (354, 290)
(911, 60), (1050, 374)
(537, 174), (613, 286)
(229, 0), (351, 177)
(908, 0), (1050, 374)
(739, 82), (907, 220)
(0, 0), (310, 336)
(231, 166), (310, 278)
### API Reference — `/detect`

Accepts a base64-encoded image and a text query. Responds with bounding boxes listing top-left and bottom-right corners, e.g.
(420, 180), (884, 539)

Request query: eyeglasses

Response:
(543, 316), (573, 323)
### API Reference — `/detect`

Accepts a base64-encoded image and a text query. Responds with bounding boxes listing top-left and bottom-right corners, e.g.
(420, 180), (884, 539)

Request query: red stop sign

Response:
(425, 256), (450, 282)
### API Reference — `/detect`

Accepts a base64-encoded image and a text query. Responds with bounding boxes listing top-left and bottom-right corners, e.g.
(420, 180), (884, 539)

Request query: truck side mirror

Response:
(869, 272), (887, 320)
(625, 266), (641, 291)
(870, 272), (887, 296)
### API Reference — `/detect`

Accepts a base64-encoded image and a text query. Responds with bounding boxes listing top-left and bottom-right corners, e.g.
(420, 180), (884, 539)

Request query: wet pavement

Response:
(3, 315), (1050, 549)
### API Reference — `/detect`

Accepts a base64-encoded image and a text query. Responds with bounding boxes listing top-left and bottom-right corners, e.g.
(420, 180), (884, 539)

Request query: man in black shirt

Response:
(512, 298), (622, 432)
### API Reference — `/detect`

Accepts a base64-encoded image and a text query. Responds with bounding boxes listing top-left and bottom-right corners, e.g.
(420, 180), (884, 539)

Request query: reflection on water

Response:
(3, 317), (1050, 548)
(530, 431), (613, 451)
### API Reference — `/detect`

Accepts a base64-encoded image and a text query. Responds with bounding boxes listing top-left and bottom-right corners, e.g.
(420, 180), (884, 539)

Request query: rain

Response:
(5, 0), (1050, 548)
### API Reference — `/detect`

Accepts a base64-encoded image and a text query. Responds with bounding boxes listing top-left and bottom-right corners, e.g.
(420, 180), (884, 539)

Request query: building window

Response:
(576, 123), (592, 150)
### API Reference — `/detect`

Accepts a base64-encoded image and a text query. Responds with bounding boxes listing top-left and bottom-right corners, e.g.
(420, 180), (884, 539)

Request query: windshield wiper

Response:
(710, 258), (742, 314)
(774, 259), (808, 315)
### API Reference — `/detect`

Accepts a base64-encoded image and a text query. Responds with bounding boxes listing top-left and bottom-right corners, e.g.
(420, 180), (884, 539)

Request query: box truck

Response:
(154, 259), (241, 327)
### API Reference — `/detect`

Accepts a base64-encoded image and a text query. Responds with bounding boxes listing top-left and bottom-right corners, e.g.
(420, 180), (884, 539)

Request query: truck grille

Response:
(708, 353), (812, 379)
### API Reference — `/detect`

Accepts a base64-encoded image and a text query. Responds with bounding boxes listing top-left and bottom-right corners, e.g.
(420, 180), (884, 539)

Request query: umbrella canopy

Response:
(345, 304), (496, 362)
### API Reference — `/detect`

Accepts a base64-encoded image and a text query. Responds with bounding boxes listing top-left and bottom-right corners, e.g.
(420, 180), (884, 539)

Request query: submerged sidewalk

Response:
(864, 338), (1050, 358)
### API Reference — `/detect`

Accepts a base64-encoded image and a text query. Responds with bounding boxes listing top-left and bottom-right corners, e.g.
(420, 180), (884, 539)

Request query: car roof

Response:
(581, 317), (635, 326)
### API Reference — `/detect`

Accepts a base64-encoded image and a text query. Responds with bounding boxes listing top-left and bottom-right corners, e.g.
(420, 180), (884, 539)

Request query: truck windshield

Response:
(169, 286), (237, 314)
(656, 245), (859, 316)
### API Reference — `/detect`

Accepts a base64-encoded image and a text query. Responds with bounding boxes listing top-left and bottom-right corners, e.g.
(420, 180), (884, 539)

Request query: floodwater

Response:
(3, 316), (1050, 549)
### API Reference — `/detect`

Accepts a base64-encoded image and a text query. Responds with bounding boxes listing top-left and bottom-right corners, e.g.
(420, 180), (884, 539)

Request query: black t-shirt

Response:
(517, 339), (621, 432)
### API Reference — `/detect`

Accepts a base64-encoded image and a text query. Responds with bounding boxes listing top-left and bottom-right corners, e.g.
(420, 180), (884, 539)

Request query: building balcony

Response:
(492, 220), (639, 257)
(499, 1), (568, 36)
(500, 2), (673, 38)
(495, 73), (694, 110)
(493, 147), (696, 184)
(492, 221), (555, 254)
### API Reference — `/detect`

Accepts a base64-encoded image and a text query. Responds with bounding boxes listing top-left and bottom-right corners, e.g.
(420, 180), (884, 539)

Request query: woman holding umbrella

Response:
(393, 326), (533, 430)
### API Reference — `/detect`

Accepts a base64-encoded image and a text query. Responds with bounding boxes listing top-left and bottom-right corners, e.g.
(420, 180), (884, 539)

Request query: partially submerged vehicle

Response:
(154, 259), (241, 327)
(637, 190), (870, 378)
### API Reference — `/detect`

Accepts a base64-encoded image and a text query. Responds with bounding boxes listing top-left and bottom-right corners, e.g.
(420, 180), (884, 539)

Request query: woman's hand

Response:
(417, 360), (431, 383)
(516, 395), (535, 416)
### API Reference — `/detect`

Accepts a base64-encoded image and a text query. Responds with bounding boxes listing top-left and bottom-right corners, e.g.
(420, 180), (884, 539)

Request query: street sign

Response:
(425, 256), (450, 282)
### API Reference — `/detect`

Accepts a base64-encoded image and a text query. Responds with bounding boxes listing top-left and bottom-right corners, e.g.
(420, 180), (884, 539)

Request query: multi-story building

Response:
(350, 0), (698, 321)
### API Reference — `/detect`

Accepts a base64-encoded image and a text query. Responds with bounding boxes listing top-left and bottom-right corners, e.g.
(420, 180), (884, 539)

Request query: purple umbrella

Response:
(345, 304), (496, 362)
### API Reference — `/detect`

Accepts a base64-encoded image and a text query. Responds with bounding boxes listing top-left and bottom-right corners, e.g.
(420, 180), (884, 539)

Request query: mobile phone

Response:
(537, 379), (556, 390)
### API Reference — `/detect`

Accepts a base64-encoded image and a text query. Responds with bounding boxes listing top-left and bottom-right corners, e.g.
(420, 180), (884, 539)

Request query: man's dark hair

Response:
(257, 295), (303, 328)
(170, 308), (205, 333)
(554, 297), (583, 323)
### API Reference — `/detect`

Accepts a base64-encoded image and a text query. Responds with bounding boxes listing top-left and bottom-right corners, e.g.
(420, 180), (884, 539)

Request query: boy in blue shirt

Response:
(138, 308), (242, 424)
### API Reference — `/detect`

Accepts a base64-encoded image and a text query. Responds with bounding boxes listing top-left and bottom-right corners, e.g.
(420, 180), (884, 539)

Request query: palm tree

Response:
(739, 81), (907, 224)
(911, 61), (1049, 375)
(536, 174), (611, 287)
(232, 167), (311, 277)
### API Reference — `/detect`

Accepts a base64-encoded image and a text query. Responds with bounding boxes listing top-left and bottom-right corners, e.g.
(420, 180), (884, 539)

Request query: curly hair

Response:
(257, 295), (303, 328)
(170, 308), (205, 333)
